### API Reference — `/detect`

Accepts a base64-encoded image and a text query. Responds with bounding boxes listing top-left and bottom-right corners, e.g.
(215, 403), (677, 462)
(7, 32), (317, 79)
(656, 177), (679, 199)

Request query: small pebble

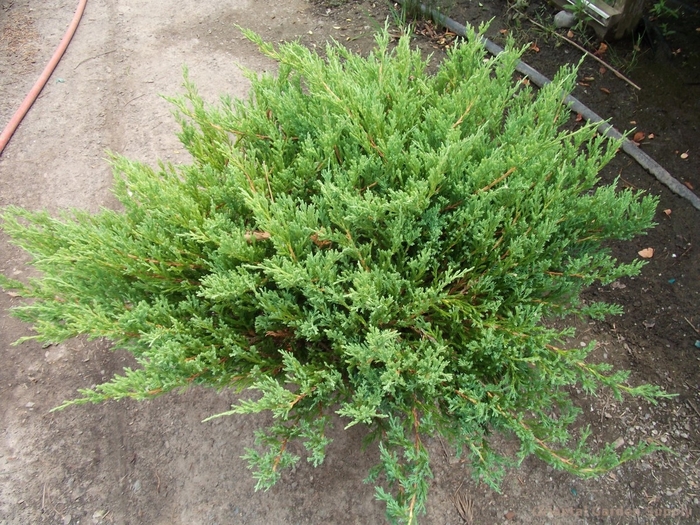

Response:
(554, 10), (576, 28)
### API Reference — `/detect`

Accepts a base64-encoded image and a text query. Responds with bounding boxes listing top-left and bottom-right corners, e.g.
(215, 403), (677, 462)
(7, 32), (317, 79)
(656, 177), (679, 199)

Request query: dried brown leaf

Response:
(244, 230), (271, 242)
(311, 233), (332, 248)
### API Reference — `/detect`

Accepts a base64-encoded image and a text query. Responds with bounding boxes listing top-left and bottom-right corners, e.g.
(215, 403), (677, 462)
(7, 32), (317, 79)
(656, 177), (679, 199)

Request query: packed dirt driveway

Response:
(2, 0), (699, 524)
(1, 2), (383, 524)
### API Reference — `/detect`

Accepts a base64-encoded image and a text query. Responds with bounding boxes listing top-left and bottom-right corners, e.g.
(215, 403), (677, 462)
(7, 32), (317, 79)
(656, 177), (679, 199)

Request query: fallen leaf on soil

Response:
(505, 510), (516, 520)
(599, 66), (607, 74)
(7, 291), (21, 298)
(629, 120), (637, 125)
(567, 30), (574, 38)
(680, 151), (689, 159)
(638, 247), (654, 258)
(684, 181), (695, 190)
(578, 82), (590, 87)
(648, 133), (655, 139)
(600, 87), (611, 94)
(663, 208), (672, 216)
(575, 113), (583, 122)
(594, 42), (608, 56)
(499, 28), (508, 34)
(633, 131), (645, 142)
(530, 43), (540, 52)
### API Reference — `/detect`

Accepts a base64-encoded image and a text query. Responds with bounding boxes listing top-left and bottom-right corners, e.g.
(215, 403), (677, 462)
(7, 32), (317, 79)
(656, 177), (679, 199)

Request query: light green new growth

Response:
(1, 26), (668, 524)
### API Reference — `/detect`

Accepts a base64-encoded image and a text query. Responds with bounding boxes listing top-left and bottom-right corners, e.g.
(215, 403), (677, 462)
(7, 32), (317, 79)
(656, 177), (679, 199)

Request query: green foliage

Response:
(563, 0), (596, 32)
(650, 0), (680, 19)
(1, 27), (668, 524)
(393, 0), (455, 29)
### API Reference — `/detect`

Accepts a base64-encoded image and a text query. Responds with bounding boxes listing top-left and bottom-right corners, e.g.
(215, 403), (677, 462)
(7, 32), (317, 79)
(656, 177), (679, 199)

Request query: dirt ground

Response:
(1, 0), (699, 524)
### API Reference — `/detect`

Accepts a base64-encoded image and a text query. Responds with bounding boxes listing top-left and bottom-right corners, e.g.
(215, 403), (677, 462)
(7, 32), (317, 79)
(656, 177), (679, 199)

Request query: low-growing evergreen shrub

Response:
(1, 27), (667, 524)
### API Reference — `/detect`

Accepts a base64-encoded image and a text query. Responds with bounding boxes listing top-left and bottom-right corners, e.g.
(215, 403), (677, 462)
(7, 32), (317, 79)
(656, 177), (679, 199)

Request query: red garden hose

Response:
(0, 0), (88, 156)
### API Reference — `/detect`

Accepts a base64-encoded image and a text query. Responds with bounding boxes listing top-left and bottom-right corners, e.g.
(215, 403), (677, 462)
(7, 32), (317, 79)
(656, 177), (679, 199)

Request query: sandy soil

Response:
(1, 1), (699, 524)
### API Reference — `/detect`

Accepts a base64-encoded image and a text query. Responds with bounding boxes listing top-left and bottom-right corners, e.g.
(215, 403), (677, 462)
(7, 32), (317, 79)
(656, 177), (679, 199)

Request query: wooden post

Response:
(610, 0), (646, 39)
(551, 0), (646, 40)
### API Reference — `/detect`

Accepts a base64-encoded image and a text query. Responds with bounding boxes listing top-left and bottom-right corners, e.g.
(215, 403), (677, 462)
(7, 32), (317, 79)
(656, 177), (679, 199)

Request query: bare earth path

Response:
(1, 1), (699, 524)
(1, 2), (381, 524)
